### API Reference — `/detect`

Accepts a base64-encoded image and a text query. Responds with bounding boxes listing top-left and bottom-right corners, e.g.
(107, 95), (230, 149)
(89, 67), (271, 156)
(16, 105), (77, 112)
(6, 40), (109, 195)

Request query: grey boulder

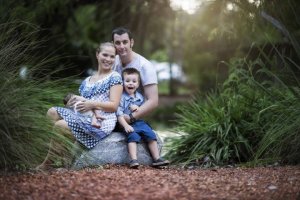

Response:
(72, 131), (163, 169)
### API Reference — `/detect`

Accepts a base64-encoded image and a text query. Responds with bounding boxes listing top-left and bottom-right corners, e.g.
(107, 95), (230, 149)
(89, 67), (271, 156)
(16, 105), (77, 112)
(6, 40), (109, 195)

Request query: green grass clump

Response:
(0, 22), (78, 170)
(166, 47), (300, 167)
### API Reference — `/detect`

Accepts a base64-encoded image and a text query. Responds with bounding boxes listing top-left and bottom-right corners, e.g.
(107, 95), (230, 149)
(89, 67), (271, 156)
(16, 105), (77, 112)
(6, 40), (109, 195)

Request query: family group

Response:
(38, 27), (170, 170)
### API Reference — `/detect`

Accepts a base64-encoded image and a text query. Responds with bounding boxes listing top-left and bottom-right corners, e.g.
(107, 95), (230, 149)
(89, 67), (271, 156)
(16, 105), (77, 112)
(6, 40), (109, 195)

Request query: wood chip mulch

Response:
(0, 165), (299, 200)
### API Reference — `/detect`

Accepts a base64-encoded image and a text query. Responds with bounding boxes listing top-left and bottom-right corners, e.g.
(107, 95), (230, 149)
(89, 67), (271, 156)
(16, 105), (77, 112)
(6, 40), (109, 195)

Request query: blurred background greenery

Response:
(1, 0), (290, 92)
(1, 0), (299, 170)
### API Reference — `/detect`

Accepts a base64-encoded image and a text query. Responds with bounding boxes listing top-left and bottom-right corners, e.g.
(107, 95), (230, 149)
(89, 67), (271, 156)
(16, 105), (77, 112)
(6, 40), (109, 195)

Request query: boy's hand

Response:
(124, 124), (134, 133)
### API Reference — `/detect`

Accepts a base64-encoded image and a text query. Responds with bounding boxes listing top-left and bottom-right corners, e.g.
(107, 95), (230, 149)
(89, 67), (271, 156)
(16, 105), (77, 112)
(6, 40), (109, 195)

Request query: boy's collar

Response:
(124, 91), (143, 101)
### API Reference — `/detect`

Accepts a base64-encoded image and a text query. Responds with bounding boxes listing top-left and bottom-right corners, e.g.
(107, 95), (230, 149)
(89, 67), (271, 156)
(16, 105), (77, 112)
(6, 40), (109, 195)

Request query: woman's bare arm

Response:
(76, 84), (123, 113)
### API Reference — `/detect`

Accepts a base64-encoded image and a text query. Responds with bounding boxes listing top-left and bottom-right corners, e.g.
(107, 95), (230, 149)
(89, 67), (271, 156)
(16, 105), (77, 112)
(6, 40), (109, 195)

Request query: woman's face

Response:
(96, 46), (116, 71)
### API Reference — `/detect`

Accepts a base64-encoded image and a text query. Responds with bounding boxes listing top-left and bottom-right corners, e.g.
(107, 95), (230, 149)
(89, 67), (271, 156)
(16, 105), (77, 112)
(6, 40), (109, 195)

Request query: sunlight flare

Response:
(170, 0), (202, 14)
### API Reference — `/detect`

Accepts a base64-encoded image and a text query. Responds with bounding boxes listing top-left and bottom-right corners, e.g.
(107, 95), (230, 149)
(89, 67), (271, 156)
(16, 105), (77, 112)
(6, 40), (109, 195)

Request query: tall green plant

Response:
(251, 50), (300, 165)
(166, 62), (264, 166)
(0, 21), (77, 170)
(167, 45), (300, 166)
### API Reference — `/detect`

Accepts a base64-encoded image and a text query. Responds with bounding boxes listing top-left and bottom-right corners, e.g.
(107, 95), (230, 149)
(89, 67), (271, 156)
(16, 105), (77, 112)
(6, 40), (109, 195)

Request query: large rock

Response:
(72, 131), (163, 169)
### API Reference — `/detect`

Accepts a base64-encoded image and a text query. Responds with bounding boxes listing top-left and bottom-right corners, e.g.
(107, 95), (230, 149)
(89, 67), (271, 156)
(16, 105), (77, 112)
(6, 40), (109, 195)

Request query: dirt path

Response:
(1, 165), (299, 200)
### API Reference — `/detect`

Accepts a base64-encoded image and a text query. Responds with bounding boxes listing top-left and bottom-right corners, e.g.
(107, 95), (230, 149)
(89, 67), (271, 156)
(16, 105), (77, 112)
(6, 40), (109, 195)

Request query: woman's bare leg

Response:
(54, 120), (74, 168)
(36, 119), (73, 170)
(54, 120), (72, 136)
(47, 107), (61, 123)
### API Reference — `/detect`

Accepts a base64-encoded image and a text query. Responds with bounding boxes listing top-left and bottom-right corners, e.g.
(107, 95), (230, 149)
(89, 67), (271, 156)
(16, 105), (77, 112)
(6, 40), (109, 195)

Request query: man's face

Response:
(113, 33), (133, 57)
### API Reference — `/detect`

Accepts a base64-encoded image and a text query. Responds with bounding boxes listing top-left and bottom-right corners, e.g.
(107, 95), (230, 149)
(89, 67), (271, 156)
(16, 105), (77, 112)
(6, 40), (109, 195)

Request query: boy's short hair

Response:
(122, 68), (144, 94)
(63, 93), (74, 106)
(122, 68), (141, 82)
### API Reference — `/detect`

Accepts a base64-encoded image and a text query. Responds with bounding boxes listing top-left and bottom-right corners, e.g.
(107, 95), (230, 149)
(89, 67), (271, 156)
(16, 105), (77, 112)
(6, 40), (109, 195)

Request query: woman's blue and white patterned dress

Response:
(55, 71), (122, 149)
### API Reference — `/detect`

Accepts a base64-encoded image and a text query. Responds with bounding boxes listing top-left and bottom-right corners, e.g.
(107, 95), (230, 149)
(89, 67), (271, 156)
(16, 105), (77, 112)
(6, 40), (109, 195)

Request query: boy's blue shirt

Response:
(117, 91), (144, 116)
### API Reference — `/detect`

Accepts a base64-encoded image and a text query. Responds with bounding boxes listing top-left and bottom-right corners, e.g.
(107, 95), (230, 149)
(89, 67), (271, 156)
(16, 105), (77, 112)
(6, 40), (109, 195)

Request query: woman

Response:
(38, 42), (123, 170)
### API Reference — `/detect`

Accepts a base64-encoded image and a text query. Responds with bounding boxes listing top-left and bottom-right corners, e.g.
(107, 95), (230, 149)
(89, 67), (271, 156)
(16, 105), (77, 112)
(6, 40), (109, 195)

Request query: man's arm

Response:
(124, 84), (158, 122)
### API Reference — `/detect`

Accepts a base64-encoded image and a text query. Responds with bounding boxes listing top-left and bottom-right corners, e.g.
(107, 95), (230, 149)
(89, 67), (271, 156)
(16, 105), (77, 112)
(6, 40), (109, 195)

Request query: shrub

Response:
(166, 46), (300, 166)
(0, 21), (77, 170)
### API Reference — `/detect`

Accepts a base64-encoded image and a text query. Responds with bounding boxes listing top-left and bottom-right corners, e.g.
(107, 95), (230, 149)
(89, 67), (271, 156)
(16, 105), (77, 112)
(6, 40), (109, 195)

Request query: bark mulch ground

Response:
(0, 165), (299, 200)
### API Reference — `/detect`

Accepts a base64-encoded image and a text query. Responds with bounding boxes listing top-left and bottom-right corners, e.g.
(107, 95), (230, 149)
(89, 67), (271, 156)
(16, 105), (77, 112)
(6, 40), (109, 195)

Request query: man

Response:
(112, 27), (158, 123)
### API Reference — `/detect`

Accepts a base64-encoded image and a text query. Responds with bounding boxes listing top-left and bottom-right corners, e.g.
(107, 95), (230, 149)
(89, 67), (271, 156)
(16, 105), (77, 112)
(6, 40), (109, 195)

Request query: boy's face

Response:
(123, 73), (139, 95)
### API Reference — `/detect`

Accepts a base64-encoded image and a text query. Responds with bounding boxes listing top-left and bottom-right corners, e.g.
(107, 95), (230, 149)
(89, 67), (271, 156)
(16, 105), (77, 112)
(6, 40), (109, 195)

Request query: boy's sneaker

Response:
(152, 157), (170, 167)
(129, 159), (139, 169)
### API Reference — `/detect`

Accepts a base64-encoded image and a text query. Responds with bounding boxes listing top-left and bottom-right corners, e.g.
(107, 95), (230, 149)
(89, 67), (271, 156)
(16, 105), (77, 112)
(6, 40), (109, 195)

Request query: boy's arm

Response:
(117, 116), (134, 133)
(116, 95), (134, 133)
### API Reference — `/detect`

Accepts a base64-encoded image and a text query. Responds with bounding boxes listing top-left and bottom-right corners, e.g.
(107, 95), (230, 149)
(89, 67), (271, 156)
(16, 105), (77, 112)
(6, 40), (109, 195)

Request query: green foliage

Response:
(158, 81), (192, 95)
(0, 22), (78, 170)
(165, 0), (300, 166)
(146, 102), (183, 130)
(252, 57), (300, 164)
(180, 0), (300, 93)
(150, 49), (169, 62)
(184, 52), (218, 91)
(1, 0), (175, 78)
(167, 45), (300, 166)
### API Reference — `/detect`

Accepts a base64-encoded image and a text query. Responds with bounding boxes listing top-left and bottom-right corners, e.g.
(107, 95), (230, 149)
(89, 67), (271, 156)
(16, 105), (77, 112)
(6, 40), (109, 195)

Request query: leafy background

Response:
(0, 0), (299, 170)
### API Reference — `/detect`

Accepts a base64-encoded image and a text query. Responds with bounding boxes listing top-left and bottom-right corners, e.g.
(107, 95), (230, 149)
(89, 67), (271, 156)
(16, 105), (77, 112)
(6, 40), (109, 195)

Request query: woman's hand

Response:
(75, 100), (94, 112)
(67, 96), (86, 107)
(66, 96), (77, 107)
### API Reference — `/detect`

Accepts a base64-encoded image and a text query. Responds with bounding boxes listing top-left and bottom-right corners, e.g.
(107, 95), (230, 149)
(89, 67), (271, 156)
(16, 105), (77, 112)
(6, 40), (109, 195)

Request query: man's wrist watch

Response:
(129, 113), (136, 123)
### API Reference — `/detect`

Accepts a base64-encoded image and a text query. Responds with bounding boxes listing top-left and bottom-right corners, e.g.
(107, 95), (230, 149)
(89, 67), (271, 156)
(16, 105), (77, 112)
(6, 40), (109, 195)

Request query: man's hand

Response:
(130, 105), (139, 112)
(131, 84), (158, 119)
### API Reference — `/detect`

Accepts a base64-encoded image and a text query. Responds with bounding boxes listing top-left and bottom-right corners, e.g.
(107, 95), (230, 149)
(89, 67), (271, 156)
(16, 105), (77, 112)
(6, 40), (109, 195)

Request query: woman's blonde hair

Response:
(96, 42), (115, 54)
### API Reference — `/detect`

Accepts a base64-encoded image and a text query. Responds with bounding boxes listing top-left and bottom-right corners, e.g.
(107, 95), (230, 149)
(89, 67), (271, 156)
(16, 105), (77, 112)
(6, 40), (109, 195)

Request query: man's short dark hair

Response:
(111, 27), (133, 41)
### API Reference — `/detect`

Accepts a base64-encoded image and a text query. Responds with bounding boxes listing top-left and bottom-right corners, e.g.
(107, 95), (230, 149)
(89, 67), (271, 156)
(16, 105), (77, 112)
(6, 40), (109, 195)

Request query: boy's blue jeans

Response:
(127, 120), (157, 143)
